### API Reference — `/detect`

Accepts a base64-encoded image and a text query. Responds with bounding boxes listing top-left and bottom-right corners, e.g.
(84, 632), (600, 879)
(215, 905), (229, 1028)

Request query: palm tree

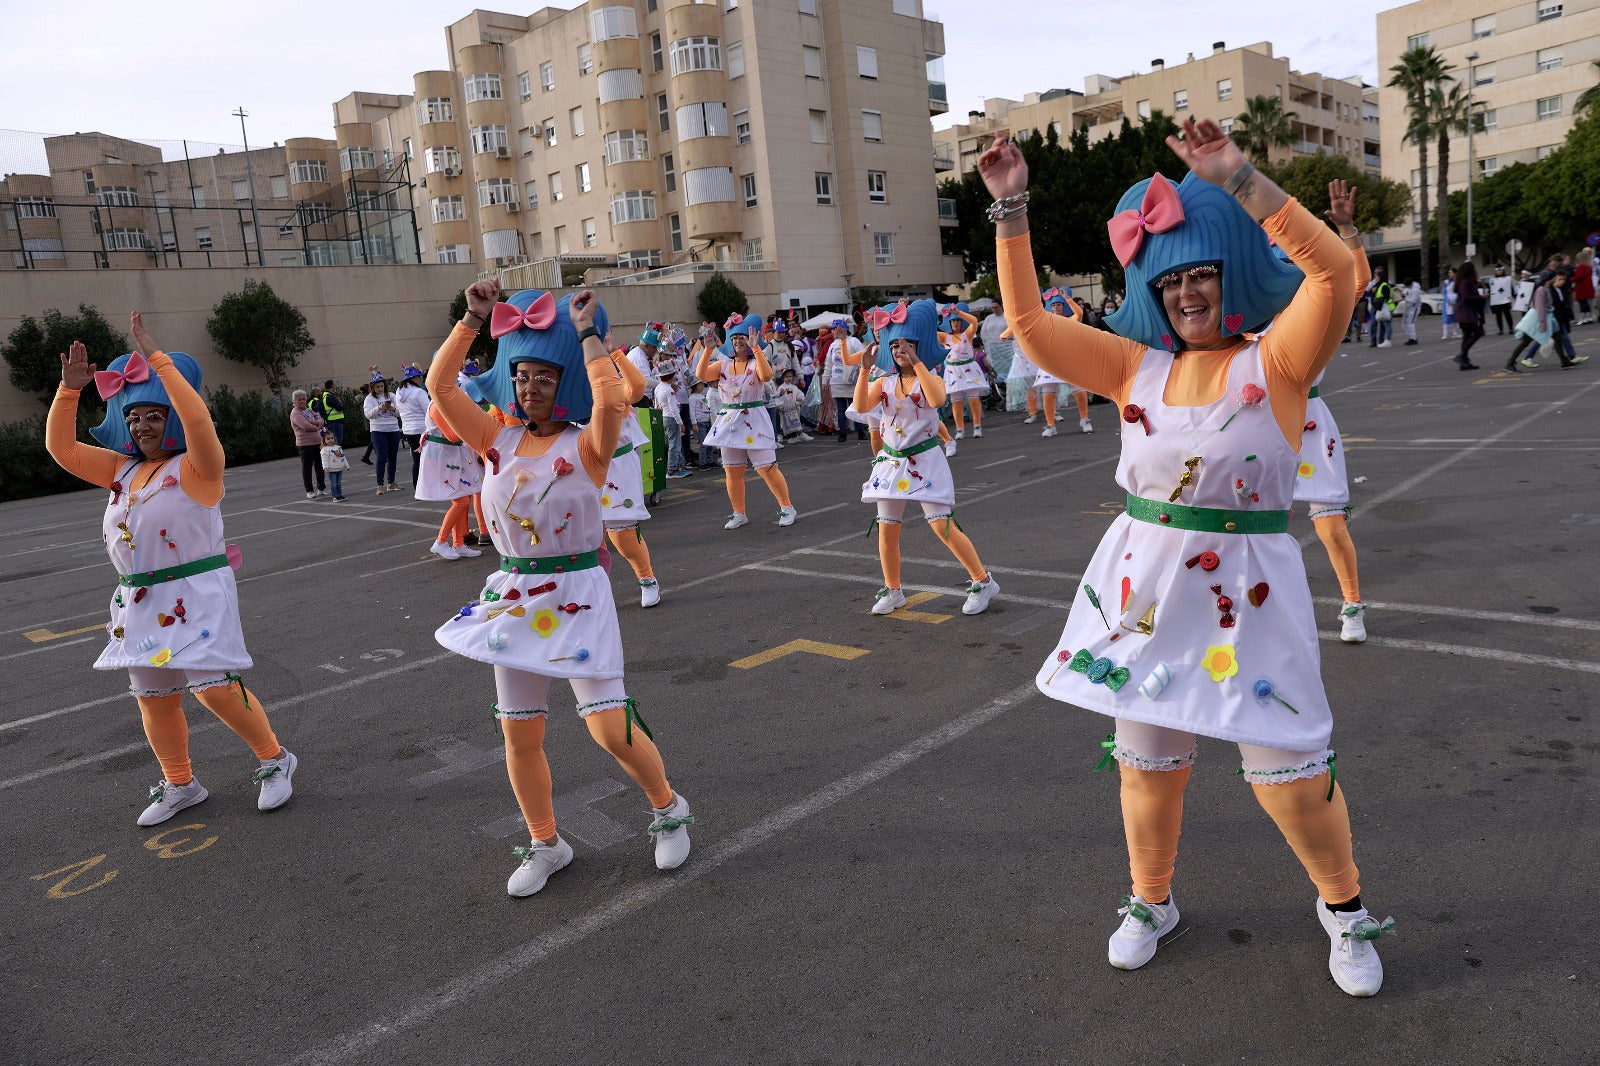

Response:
(1575, 59), (1600, 114)
(1430, 81), (1479, 266)
(1232, 95), (1299, 164)
(1389, 46), (1453, 287)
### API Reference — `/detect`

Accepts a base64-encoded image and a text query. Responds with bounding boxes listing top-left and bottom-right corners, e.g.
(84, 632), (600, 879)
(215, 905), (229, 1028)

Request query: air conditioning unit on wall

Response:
(443, 166), (461, 177)
(505, 202), (520, 213)
(496, 146), (511, 159)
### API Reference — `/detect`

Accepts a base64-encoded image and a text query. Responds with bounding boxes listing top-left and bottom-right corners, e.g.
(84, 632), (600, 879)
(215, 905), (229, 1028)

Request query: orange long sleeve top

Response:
(998, 197), (1354, 443)
(46, 351), (226, 506)
(425, 322), (626, 486)
(855, 360), (947, 414)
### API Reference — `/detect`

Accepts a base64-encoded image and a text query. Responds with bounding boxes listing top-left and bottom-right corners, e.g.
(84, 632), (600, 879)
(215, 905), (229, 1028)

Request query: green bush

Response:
(0, 406), (101, 503)
(3, 305), (129, 402)
(207, 385), (298, 466)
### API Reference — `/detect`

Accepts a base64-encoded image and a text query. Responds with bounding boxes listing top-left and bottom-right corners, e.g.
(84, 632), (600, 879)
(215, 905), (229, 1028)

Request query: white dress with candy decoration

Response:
(599, 410), (651, 523)
(703, 361), (777, 451)
(942, 335), (990, 397)
(860, 375), (956, 508)
(1292, 371), (1349, 513)
(1035, 344), (1333, 751)
(434, 425), (623, 679)
(96, 457), (251, 673)
(415, 410), (485, 502)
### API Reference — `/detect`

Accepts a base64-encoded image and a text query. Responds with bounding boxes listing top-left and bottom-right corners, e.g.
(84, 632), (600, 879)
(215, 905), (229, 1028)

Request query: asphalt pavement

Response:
(2, 326), (1597, 1066)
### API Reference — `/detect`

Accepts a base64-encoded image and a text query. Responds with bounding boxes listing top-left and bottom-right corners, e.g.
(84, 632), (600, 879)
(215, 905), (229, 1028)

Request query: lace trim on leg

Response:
(1307, 504), (1353, 521)
(1240, 749), (1336, 786)
(130, 683), (186, 698)
(186, 674), (235, 694)
(493, 703), (548, 721)
(1113, 745), (1197, 772)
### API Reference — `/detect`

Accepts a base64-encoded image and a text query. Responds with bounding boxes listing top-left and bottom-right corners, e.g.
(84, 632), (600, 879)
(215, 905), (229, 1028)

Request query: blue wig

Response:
(876, 299), (945, 371)
(473, 289), (608, 423)
(718, 313), (764, 359)
(939, 300), (972, 334)
(1103, 172), (1303, 351)
(90, 351), (203, 456)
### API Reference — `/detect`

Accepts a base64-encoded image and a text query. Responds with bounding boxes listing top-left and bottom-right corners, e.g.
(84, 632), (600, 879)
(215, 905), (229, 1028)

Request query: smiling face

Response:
(125, 404), (172, 459)
(731, 334), (751, 358)
(889, 337), (918, 368)
(512, 363), (563, 424)
(1156, 264), (1225, 350)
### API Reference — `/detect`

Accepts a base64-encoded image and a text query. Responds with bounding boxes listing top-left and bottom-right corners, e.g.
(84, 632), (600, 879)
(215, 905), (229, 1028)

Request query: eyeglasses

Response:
(511, 372), (560, 388)
(1152, 264), (1221, 291)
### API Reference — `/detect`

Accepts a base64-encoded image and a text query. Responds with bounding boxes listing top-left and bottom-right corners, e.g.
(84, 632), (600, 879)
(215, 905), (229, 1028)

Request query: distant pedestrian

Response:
(1573, 248), (1595, 324)
(289, 389), (327, 498)
(1452, 262), (1485, 370)
(1367, 269), (1394, 348)
(1488, 266), (1515, 334)
(363, 370), (402, 494)
(394, 363), (430, 488)
(1400, 277), (1421, 345)
(309, 379), (346, 443)
(1441, 268), (1459, 339)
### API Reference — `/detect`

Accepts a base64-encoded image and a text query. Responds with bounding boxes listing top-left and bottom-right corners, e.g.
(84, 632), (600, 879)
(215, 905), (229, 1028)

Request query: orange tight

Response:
(1313, 514), (1361, 603)
(135, 676), (282, 785)
(1042, 390), (1058, 425)
(437, 497), (471, 547)
(755, 465), (792, 508)
(875, 503), (988, 586)
(877, 518), (902, 588)
(724, 466), (746, 513)
(606, 524), (654, 580)
(1253, 777), (1361, 905)
(1025, 390), (1039, 418)
(949, 396), (984, 430)
(1119, 765), (1193, 903)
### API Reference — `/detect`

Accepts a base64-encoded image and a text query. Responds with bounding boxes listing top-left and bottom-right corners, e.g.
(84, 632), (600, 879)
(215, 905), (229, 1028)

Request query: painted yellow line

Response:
(729, 638), (871, 670)
(888, 591), (955, 624)
(23, 623), (105, 644)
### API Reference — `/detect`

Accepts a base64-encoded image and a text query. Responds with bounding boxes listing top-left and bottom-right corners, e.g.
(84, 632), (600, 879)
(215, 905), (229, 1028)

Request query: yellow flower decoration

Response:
(530, 609), (560, 638)
(600, 493), (613, 507)
(744, 435), (756, 445)
(1297, 460), (1315, 479)
(895, 478), (911, 492)
(148, 649), (173, 667)
(1202, 644), (1239, 682)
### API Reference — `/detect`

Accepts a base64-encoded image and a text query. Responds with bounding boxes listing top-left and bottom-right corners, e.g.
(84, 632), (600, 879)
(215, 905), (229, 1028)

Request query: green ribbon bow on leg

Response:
(1067, 649), (1131, 692)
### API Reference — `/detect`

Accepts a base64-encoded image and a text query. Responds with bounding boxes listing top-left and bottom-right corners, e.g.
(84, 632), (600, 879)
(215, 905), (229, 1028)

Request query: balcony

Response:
(929, 80), (948, 116)
(1293, 139), (1321, 155)
(937, 197), (958, 226)
(933, 144), (955, 172)
(1364, 152), (1381, 168)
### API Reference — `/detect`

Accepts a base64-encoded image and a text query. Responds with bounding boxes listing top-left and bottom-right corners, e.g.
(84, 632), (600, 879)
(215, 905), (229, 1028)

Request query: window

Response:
(1473, 63), (1495, 86)
(522, 127), (536, 155)
(519, 72), (532, 100)
(1472, 14), (1495, 37)
(1538, 95), (1563, 120)
(190, 186), (205, 207)
(471, 125), (509, 154)
(618, 249), (661, 268)
(555, 225), (568, 253)
(810, 109), (828, 143)
(741, 172), (758, 207)
(570, 106), (586, 137)
(541, 61), (555, 92)
(799, 0), (816, 13)
(578, 43), (593, 75)
(1136, 99), (1151, 120)
(465, 73), (503, 102)
(1219, 118), (1234, 135)
(582, 218), (598, 247)
(814, 172), (833, 205)
(651, 33), (664, 73)
(403, 138), (413, 160)
(477, 178), (516, 206)
(1406, 32), (1429, 50)
(105, 228), (149, 252)
(857, 46), (878, 79)
(290, 160), (328, 184)
(15, 196), (57, 219)
(1479, 156), (1498, 176)
(604, 129), (652, 165)
(418, 97), (453, 124)
(84, 172), (97, 194)
(1537, 48), (1563, 73)
(21, 237), (65, 262)
(1173, 90), (1188, 111)
(663, 153), (677, 192)
(599, 68), (644, 103)
(97, 185), (140, 207)
(436, 244), (471, 264)
(427, 146), (463, 173)
(1217, 78), (1232, 101)
(657, 93), (671, 132)
(734, 110), (752, 144)
(862, 109), (883, 142)
(576, 162), (592, 193)
(232, 179), (250, 200)
(670, 36), (722, 75)
(610, 190), (658, 223)
(873, 232), (894, 265)
(741, 238), (763, 262)
(591, 6), (638, 39)
(431, 196), (466, 222)
(1481, 108), (1497, 131)
(867, 170), (886, 202)
(676, 101), (729, 139)
(804, 46), (822, 79)
(167, 231), (182, 249)
(549, 172), (564, 201)
(196, 227), (213, 249)
(1537, 0), (1562, 21)
(524, 181), (540, 208)
(728, 41), (746, 79)
(270, 175), (288, 198)
(339, 146), (376, 171)
(545, 121), (558, 148)
(669, 213), (682, 252)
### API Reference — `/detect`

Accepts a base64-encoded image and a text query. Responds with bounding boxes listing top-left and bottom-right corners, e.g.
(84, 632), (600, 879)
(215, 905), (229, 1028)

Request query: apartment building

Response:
(1375, 0), (1600, 258)
(934, 41), (1378, 185)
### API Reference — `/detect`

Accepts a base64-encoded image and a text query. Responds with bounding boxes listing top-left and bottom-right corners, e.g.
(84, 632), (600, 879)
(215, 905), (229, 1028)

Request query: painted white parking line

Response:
(261, 507), (440, 530)
(0, 636), (94, 662)
(975, 454), (1026, 469)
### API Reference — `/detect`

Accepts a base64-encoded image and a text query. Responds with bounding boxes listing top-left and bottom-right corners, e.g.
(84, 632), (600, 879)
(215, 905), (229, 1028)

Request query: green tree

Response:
(1575, 59), (1600, 115)
(696, 272), (749, 326)
(1389, 45), (1453, 286)
(1232, 95), (1299, 164)
(448, 290), (504, 365)
(1267, 153), (1412, 233)
(2, 304), (128, 402)
(1435, 162), (1548, 267)
(968, 273), (1000, 301)
(1524, 110), (1600, 246)
(205, 279), (314, 393)
(1429, 81), (1477, 268)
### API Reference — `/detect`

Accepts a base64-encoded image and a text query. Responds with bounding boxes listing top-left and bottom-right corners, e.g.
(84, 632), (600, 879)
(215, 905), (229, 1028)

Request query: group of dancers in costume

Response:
(42, 117), (1386, 996)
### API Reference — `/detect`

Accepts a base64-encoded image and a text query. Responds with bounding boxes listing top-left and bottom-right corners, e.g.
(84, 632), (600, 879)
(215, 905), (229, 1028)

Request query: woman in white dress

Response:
(695, 313), (797, 530)
(939, 302), (989, 440)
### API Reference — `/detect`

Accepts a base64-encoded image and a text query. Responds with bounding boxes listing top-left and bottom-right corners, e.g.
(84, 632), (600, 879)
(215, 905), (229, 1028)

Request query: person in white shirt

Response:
(394, 363), (431, 488)
(654, 370), (691, 478)
(1512, 270), (1536, 315)
(627, 328), (662, 396)
(1488, 266), (1515, 334)
(824, 319), (867, 442)
(1400, 279), (1422, 346)
(362, 370), (402, 494)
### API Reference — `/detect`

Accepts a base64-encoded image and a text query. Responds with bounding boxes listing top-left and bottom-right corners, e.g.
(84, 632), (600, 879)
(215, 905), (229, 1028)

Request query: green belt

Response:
(1307, 386), (1320, 399)
(613, 442), (634, 459)
(881, 437), (942, 460)
(722, 400), (766, 410)
(424, 433), (461, 446)
(118, 553), (230, 587)
(1124, 494), (1288, 535)
(499, 550), (602, 575)
(947, 357), (975, 366)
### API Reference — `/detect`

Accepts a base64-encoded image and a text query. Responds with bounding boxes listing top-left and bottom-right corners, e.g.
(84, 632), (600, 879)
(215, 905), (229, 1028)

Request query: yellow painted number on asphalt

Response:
(730, 638), (871, 670)
(887, 592), (954, 624)
(143, 823), (219, 859)
(23, 623), (106, 643)
(1083, 501), (1125, 516)
(32, 854), (117, 899)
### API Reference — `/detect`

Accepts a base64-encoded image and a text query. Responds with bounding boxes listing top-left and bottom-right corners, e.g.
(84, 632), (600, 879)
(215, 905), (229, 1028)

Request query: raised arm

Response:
(571, 291), (629, 484)
(1325, 179), (1371, 311)
(853, 363), (884, 414)
(46, 341), (122, 489)
(913, 360), (947, 408)
(751, 345), (774, 383)
(1256, 199), (1356, 392)
(612, 348), (648, 403)
(427, 281), (504, 455)
(694, 344), (722, 382)
(130, 313), (225, 504)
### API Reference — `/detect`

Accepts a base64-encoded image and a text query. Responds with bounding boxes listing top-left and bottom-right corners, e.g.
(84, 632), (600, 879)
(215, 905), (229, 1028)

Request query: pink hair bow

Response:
(864, 302), (908, 331)
(489, 292), (558, 338)
(95, 351), (151, 400)
(725, 314), (744, 330)
(1107, 174), (1185, 267)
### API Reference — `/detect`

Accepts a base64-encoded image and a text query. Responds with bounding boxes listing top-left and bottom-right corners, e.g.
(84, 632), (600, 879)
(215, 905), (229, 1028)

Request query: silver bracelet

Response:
(1338, 228), (1360, 240)
(1221, 163), (1255, 197)
(985, 191), (1030, 223)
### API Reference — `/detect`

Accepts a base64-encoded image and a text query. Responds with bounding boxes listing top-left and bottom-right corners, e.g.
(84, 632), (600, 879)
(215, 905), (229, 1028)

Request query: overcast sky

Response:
(0, 0), (1403, 172)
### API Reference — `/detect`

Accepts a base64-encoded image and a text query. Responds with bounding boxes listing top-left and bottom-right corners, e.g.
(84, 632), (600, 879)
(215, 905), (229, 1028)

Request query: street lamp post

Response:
(233, 106), (266, 266)
(1466, 51), (1478, 261)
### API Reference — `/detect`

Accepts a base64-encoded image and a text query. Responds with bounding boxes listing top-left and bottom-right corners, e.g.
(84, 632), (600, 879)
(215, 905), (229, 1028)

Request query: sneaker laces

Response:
(147, 780), (169, 803)
(1341, 603), (1365, 618)
(512, 842), (556, 862)
(1118, 895), (1160, 932)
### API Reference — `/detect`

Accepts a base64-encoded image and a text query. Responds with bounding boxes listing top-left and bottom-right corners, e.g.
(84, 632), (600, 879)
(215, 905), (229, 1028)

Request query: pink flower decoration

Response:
(161, 475), (179, 488)
(552, 457), (575, 478)
(1219, 383), (1268, 430)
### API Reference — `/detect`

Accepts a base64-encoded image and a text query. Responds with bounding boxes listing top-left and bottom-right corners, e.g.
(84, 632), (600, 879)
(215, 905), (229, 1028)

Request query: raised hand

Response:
(60, 340), (95, 391)
(1164, 118), (1249, 187)
(568, 288), (599, 332)
(130, 312), (157, 358)
(1325, 179), (1358, 232)
(977, 132), (1028, 201)
(464, 279), (500, 319)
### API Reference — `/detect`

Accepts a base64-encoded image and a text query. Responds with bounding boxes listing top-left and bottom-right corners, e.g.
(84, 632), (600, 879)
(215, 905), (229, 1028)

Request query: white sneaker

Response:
(254, 749), (297, 811)
(777, 505), (797, 527)
(774, 440), (785, 449)
(455, 544), (482, 558)
(944, 439), (958, 457)
(1079, 417), (1094, 434)
(1041, 425), (1058, 438)
(1339, 602), (1367, 643)
(798, 433), (813, 441)
(1108, 893), (1180, 970)
(962, 574), (1000, 615)
(507, 836), (574, 897)
(430, 540), (460, 560)
(649, 792), (694, 870)
(724, 512), (749, 530)
(953, 428), (965, 440)
(972, 425), (983, 438)
(137, 778), (209, 827)
(640, 578), (661, 608)
(1316, 899), (1393, 997)
(1378, 340), (1392, 348)
(1024, 414), (1037, 424)
(870, 586), (907, 615)
(305, 491), (317, 500)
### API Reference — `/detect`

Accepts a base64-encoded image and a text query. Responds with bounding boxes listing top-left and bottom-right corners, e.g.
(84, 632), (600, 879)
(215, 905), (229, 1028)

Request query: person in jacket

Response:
(1452, 262), (1486, 370)
(363, 371), (402, 493)
(290, 390), (327, 498)
(395, 363), (431, 489)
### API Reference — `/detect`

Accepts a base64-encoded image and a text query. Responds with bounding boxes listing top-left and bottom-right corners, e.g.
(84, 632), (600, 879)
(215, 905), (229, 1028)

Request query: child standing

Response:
(319, 429), (350, 501)
(655, 369), (692, 478)
(775, 369), (810, 443)
(690, 381), (717, 467)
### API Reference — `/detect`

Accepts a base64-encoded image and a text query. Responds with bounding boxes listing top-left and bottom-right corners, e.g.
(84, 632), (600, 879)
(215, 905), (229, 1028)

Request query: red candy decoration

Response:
(529, 581), (557, 595)
(1122, 404), (1153, 435)
(502, 588), (521, 600)
(486, 448), (501, 474)
(1304, 420), (1317, 432)
(1185, 551), (1220, 572)
(134, 587), (147, 604)
(552, 456), (575, 478)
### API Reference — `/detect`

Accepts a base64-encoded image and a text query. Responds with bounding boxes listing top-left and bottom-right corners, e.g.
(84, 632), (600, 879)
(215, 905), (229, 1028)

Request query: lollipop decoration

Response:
(1046, 648), (1075, 683)
(1218, 383), (1267, 430)
(1234, 477), (1260, 505)
(1083, 584), (1110, 629)
(1253, 677), (1301, 714)
(549, 648), (591, 663)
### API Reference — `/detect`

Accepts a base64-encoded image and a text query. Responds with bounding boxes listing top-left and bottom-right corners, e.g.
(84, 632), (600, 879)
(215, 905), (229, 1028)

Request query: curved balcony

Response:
(683, 201), (739, 241)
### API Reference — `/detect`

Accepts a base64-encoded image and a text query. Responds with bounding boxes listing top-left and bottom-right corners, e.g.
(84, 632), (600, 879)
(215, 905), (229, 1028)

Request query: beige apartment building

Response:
(1375, 0), (1600, 265)
(934, 41), (1379, 185)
